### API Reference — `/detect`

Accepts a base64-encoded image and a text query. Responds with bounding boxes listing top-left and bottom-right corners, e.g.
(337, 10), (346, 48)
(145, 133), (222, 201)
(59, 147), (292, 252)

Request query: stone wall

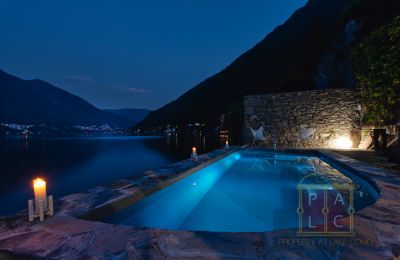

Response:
(243, 89), (361, 148)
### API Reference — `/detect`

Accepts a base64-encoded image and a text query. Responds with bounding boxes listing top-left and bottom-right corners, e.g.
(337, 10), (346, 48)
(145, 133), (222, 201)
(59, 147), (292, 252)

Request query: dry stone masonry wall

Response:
(243, 89), (361, 148)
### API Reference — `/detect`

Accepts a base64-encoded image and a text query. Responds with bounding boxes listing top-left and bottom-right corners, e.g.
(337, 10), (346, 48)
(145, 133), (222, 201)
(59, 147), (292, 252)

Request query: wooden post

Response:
(48, 195), (54, 216)
(28, 200), (34, 222)
(28, 195), (54, 221)
(396, 122), (400, 163)
(38, 200), (44, 221)
(395, 102), (400, 162)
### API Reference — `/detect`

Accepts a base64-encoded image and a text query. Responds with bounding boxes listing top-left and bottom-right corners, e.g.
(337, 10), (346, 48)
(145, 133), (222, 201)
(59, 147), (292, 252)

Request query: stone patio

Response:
(0, 148), (399, 259)
(333, 149), (400, 173)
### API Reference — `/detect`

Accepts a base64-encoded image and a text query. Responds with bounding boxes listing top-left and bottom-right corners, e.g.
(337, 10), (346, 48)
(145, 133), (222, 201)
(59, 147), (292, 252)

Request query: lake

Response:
(0, 135), (214, 216)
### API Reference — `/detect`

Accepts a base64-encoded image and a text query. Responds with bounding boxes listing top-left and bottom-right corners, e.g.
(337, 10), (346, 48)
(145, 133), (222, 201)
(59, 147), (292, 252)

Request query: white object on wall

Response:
(300, 127), (316, 140)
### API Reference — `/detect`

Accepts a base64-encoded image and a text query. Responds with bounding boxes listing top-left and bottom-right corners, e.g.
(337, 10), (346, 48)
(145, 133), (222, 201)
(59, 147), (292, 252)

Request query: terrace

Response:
(0, 144), (399, 259)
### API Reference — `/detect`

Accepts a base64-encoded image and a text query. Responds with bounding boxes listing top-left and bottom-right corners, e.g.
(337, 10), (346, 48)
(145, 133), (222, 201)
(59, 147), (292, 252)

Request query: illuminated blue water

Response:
(106, 150), (378, 232)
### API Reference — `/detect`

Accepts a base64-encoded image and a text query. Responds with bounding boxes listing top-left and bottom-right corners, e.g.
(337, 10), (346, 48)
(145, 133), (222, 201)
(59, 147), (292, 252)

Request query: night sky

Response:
(0, 0), (307, 110)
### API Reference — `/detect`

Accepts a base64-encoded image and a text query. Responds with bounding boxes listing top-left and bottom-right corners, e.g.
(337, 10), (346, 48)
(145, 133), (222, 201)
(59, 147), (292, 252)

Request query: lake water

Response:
(0, 136), (200, 216)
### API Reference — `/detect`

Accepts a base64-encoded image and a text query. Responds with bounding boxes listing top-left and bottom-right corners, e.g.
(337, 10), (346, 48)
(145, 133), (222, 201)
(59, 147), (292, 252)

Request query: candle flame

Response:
(33, 178), (46, 188)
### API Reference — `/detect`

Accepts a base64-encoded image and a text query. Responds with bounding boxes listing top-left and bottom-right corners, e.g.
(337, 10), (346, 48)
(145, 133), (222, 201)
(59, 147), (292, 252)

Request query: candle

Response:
(191, 147), (198, 161)
(33, 178), (47, 213)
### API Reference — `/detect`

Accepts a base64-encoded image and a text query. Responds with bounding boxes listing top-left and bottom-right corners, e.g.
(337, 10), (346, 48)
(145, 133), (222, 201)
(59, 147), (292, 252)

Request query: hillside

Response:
(103, 108), (151, 128)
(135, 0), (355, 129)
(0, 69), (127, 127)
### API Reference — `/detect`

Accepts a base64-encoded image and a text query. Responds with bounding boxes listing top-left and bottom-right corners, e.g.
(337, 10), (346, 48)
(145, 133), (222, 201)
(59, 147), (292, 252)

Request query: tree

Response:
(351, 16), (400, 126)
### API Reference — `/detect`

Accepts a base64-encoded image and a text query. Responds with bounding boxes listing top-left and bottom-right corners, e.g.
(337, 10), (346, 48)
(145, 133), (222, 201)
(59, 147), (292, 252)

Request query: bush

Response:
(351, 16), (400, 125)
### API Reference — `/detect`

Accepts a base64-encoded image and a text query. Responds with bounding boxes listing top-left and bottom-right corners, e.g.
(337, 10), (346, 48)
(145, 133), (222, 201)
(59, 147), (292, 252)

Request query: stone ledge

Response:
(0, 147), (240, 224)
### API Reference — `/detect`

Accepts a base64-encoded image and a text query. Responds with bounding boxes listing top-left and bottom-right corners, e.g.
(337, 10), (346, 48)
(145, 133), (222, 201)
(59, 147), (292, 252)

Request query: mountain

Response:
(0, 69), (128, 127)
(135, 0), (355, 129)
(103, 108), (151, 128)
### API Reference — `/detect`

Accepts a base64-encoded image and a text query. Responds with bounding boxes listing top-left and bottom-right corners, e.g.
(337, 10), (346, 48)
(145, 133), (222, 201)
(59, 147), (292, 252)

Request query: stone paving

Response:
(0, 147), (399, 259)
(333, 149), (400, 173)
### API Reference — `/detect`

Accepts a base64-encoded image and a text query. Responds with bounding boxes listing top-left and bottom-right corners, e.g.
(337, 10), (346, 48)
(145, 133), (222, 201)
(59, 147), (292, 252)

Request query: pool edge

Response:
(80, 147), (242, 221)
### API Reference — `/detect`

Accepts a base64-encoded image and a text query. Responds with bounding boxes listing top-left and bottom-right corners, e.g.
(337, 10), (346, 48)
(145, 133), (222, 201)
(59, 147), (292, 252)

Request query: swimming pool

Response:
(105, 149), (379, 232)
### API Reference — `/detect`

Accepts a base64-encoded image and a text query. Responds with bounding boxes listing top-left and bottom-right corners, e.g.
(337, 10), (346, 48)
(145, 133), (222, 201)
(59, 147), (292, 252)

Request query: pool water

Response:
(105, 150), (378, 232)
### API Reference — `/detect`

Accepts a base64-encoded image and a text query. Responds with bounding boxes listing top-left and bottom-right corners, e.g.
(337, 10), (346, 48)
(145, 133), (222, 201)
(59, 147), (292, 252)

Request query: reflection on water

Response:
(0, 135), (221, 216)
